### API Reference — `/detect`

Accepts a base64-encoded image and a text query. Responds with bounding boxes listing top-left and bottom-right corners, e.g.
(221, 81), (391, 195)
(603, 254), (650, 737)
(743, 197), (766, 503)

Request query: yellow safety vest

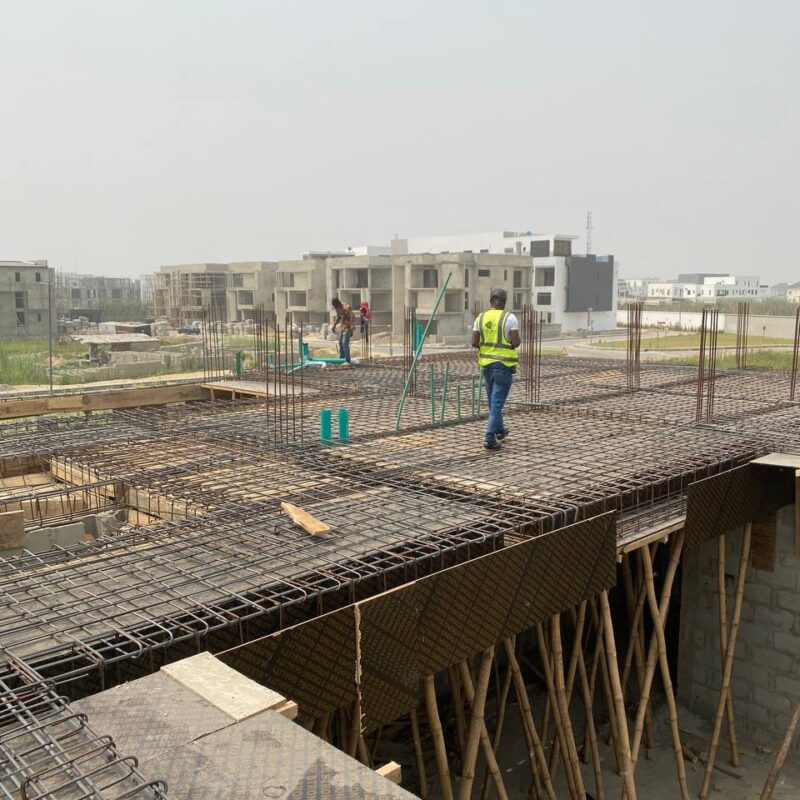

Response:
(476, 309), (518, 368)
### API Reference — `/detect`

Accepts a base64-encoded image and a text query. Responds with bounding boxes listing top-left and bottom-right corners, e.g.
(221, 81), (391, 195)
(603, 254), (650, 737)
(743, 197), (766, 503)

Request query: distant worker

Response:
(331, 297), (355, 364)
(471, 288), (521, 450)
(359, 300), (372, 341)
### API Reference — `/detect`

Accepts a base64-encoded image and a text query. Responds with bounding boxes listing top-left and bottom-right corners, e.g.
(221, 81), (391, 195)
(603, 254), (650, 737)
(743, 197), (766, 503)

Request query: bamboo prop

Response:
(503, 638), (557, 800)
(313, 712), (331, 741)
(630, 532), (685, 766)
(621, 555), (655, 752)
(548, 605), (587, 778)
(700, 522), (753, 800)
(536, 622), (579, 799)
(589, 599), (624, 774)
(348, 698), (361, 757)
(641, 545), (690, 800)
(599, 589), (638, 800)
(458, 660), (510, 800)
(424, 674), (454, 800)
(583, 622), (602, 765)
(410, 708), (428, 799)
(550, 614), (587, 798)
(480, 653), (514, 800)
(357, 734), (371, 766)
(571, 607), (606, 800)
(718, 534), (741, 766)
(458, 649), (494, 800)
(448, 666), (468, 758)
(760, 701), (800, 800)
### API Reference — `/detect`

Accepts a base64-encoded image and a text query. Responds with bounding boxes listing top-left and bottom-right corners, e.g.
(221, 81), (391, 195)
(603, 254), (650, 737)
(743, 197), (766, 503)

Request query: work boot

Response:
(495, 428), (509, 442)
(483, 438), (502, 451)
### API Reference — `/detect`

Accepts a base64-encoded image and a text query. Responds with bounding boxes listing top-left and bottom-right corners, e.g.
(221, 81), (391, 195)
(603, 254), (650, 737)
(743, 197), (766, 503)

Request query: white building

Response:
(639, 273), (768, 303)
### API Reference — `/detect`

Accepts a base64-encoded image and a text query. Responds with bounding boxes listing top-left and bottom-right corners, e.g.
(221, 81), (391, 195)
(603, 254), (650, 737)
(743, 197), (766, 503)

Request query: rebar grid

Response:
(1, 353), (799, 695)
(0, 674), (167, 799)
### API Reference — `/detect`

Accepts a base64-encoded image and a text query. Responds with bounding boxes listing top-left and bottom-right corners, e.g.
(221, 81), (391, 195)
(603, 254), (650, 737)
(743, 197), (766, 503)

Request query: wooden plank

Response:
(0, 384), (209, 420)
(280, 501), (331, 536)
(0, 510), (25, 550)
(751, 512), (776, 571)
(376, 762), (402, 785)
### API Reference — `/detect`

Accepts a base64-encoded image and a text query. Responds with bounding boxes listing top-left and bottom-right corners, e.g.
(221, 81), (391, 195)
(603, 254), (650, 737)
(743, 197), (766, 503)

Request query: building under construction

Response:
(2, 306), (800, 799)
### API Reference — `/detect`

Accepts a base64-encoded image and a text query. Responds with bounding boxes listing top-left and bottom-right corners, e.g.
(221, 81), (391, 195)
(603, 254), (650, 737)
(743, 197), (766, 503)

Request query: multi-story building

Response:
(57, 273), (142, 315)
(325, 252), (532, 341)
(0, 260), (56, 338)
(274, 258), (329, 326)
(153, 263), (229, 324)
(388, 231), (616, 333)
(226, 262), (278, 322)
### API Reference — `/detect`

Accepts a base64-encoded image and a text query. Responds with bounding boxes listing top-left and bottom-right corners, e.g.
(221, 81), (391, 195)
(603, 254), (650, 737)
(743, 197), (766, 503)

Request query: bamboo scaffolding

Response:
(641, 544), (690, 800)
(458, 649), (494, 800)
(630, 533), (685, 767)
(700, 522), (752, 799)
(760, 701), (800, 800)
(536, 622), (580, 798)
(503, 638), (556, 800)
(424, 674), (454, 800)
(718, 534), (741, 766)
(410, 707), (428, 799)
(458, 660), (509, 800)
(600, 589), (638, 800)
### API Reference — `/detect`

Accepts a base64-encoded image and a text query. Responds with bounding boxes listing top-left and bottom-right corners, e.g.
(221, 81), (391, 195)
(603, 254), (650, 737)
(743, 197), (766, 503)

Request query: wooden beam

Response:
(0, 384), (209, 420)
(280, 502), (330, 535)
(376, 761), (402, 785)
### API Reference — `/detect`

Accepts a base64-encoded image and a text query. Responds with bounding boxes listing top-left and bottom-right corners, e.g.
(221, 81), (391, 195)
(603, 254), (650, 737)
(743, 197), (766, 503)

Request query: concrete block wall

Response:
(678, 504), (800, 751)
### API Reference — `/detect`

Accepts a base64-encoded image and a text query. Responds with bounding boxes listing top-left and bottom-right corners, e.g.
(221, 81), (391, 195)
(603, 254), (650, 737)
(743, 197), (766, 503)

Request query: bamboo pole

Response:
(760, 701), (800, 800)
(573, 609), (606, 800)
(641, 545), (690, 800)
(630, 532), (685, 766)
(503, 638), (557, 800)
(458, 660), (509, 800)
(458, 649), (494, 800)
(481, 654), (513, 800)
(718, 534), (741, 766)
(700, 523), (752, 799)
(424, 674), (454, 800)
(536, 622), (579, 798)
(410, 708), (428, 799)
(589, 598), (624, 773)
(348, 698), (361, 757)
(599, 589), (638, 800)
(313, 712), (331, 741)
(551, 614), (587, 798)
(448, 666), (468, 758)
(549, 606), (587, 783)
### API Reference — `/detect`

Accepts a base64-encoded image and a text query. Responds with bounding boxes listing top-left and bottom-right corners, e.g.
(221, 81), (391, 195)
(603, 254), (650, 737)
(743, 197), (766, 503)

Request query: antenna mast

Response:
(586, 210), (593, 255)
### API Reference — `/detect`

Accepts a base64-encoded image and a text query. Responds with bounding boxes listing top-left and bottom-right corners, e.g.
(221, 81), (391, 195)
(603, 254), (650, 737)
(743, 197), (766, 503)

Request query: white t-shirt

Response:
(473, 311), (520, 340)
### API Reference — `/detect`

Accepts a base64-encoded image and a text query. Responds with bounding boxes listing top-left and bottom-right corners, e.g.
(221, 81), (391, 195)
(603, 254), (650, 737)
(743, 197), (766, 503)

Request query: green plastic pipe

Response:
(429, 365), (436, 424)
(338, 408), (350, 443)
(439, 362), (450, 423)
(456, 385), (462, 418)
(320, 409), (332, 442)
(470, 375), (476, 415)
(394, 272), (453, 431)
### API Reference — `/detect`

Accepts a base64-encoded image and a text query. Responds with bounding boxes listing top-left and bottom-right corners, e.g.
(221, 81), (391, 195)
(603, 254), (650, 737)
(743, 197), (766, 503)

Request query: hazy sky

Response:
(1, 1), (798, 281)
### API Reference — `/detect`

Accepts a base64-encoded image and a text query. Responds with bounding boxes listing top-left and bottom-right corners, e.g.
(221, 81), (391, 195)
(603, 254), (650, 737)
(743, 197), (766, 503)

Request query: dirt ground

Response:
(418, 701), (800, 799)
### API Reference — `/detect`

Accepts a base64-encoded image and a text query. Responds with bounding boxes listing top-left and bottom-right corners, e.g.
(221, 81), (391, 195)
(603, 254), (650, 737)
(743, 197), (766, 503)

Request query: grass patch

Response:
(595, 332), (793, 350)
(667, 350), (793, 370)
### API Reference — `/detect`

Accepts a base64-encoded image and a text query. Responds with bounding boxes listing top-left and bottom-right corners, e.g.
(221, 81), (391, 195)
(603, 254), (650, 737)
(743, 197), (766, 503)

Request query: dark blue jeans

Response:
(483, 362), (513, 443)
(339, 328), (353, 363)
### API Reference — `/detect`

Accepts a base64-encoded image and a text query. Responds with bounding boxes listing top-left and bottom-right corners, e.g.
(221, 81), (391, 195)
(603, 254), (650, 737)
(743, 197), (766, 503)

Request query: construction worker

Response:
(331, 297), (355, 364)
(471, 288), (521, 450)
